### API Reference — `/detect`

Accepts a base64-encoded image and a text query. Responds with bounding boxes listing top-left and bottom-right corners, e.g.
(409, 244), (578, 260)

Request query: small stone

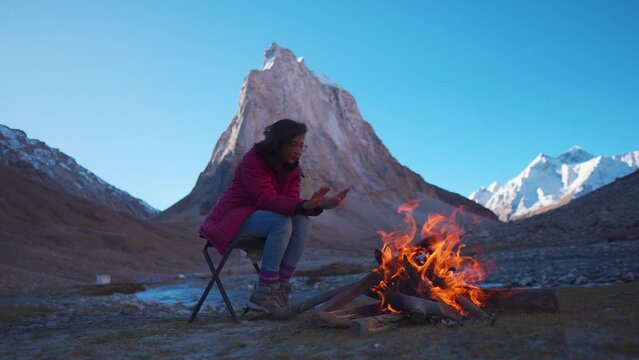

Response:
(560, 273), (577, 284)
(519, 277), (534, 287)
(603, 307), (617, 314)
(574, 276), (588, 285)
(129, 302), (145, 311)
(621, 272), (635, 282)
(373, 343), (381, 349)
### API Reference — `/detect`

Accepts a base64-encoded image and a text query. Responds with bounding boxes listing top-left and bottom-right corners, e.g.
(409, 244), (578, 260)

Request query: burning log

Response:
(455, 295), (497, 325)
(384, 292), (462, 323)
(350, 314), (405, 337)
(482, 288), (559, 312)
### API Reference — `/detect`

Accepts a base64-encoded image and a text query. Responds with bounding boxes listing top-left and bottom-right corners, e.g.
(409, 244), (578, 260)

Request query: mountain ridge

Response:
(0, 124), (158, 218)
(470, 146), (639, 221)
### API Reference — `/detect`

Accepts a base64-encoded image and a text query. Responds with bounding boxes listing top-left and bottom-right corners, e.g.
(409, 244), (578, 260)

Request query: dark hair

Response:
(254, 119), (308, 171)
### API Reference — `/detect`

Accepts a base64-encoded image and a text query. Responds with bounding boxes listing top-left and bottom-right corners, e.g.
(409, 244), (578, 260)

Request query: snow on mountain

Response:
(468, 181), (500, 206)
(469, 146), (639, 221)
(0, 124), (158, 218)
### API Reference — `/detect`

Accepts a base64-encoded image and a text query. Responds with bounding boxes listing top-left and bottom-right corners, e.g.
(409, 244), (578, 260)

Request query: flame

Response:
(372, 200), (488, 313)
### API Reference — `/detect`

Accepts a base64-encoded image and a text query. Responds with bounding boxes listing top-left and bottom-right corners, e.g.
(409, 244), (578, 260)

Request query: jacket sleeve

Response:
(240, 154), (302, 215)
(290, 170), (323, 217)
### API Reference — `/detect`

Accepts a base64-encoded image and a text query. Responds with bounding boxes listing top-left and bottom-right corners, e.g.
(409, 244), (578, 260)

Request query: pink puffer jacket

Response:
(199, 148), (320, 254)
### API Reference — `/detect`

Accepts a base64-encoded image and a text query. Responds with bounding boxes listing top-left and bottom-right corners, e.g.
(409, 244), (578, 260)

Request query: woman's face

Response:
(280, 134), (305, 165)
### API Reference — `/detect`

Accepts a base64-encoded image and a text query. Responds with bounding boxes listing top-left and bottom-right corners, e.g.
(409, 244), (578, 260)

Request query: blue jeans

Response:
(237, 210), (312, 273)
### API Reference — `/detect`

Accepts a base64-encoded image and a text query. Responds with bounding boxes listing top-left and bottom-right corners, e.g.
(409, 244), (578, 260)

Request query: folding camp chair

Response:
(188, 236), (266, 323)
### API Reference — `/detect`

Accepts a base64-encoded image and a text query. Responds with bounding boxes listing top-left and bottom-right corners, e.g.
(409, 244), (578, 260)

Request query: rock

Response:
(519, 277), (534, 287)
(126, 302), (145, 311)
(574, 276), (588, 285)
(621, 272), (635, 282)
(559, 273), (577, 284)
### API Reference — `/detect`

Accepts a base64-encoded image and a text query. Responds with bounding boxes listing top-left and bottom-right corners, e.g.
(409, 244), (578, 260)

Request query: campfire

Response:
(372, 200), (491, 322)
(253, 200), (559, 336)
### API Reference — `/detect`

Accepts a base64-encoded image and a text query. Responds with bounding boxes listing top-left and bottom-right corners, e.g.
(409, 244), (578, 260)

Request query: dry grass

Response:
(0, 306), (54, 322)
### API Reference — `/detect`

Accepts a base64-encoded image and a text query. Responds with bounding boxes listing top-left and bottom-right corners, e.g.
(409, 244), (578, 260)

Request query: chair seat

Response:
(227, 236), (266, 264)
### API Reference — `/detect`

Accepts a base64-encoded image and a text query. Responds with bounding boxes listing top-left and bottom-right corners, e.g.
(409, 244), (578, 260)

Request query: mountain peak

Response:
(261, 42), (300, 70)
(528, 153), (550, 168)
(486, 180), (500, 192)
(557, 145), (595, 164)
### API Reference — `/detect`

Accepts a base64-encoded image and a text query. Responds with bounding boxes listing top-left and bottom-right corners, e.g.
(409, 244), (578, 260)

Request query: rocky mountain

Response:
(465, 169), (639, 289)
(470, 146), (639, 221)
(0, 162), (202, 294)
(162, 43), (497, 251)
(0, 124), (158, 218)
(474, 169), (639, 247)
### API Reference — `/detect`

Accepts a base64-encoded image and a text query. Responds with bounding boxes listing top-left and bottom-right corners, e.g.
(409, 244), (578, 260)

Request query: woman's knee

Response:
(292, 215), (312, 234)
(267, 212), (293, 235)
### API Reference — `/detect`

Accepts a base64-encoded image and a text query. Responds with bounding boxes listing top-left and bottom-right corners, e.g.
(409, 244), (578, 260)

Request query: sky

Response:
(1, 0), (638, 210)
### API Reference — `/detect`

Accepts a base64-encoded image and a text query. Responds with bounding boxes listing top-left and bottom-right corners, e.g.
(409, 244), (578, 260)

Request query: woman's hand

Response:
(302, 186), (330, 209)
(320, 188), (350, 210)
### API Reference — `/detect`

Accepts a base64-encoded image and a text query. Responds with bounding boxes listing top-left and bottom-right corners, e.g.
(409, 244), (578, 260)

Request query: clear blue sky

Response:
(2, 0), (638, 210)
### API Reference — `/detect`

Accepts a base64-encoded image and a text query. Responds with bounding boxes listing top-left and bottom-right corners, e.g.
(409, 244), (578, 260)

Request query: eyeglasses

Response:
(286, 142), (308, 151)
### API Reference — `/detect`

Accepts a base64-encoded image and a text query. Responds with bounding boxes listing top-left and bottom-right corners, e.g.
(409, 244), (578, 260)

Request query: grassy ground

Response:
(1, 282), (638, 359)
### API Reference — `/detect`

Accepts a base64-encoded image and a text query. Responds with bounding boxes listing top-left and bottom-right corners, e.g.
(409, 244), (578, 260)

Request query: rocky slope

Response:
(468, 169), (639, 249)
(0, 163), (202, 294)
(0, 124), (157, 218)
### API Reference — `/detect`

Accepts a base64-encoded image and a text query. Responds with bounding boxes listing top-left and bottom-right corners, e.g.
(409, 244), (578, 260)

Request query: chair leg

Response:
(189, 246), (238, 322)
(204, 246), (239, 322)
(189, 277), (215, 323)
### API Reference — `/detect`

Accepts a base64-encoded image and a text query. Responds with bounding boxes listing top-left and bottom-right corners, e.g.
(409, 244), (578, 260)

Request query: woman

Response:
(199, 119), (349, 313)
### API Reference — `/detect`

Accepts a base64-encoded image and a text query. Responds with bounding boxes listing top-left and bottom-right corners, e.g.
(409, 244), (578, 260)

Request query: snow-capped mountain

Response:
(0, 124), (158, 218)
(162, 43), (496, 249)
(469, 146), (639, 221)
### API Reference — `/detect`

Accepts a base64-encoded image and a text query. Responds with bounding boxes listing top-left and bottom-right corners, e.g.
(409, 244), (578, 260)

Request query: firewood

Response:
(385, 292), (462, 322)
(313, 309), (353, 328)
(350, 314), (404, 337)
(482, 288), (559, 312)
(455, 295), (497, 325)
(374, 248), (383, 265)
(312, 304), (384, 328)
(322, 271), (383, 312)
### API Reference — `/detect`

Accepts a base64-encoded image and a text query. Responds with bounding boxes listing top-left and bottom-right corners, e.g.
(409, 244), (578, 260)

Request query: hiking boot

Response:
(279, 283), (293, 308)
(248, 286), (284, 313)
